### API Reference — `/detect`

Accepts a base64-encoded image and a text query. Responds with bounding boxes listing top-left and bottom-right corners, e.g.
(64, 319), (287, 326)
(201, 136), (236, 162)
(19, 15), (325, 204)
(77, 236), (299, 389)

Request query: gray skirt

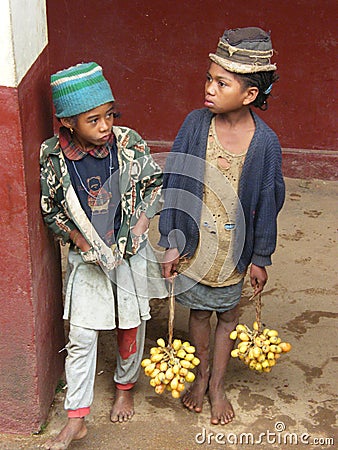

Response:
(174, 274), (243, 313)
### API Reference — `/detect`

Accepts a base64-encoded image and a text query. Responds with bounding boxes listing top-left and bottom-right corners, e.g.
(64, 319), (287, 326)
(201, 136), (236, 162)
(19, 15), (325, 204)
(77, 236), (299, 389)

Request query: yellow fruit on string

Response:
(262, 344), (270, 353)
(151, 353), (164, 363)
(179, 367), (188, 377)
(192, 357), (200, 366)
(239, 332), (250, 342)
(150, 347), (161, 355)
(176, 349), (186, 359)
(252, 347), (262, 359)
(144, 363), (156, 376)
(141, 358), (151, 368)
(142, 336), (200, 397)
(155, 384), (166, 394)
(159, 362), (168, 372)
(269, 344), (280, 353)
(257, 354), (266, 363)
(261, 360), (270, 369)
(150, 368), (160, 378)
(177, 382), (185, 392)
(229, 331), (238, 340)
(180, 359), (192, 369)
(172, 364), (180, 374)
(185, 345), (196, 354)
(185, 371), (195, 383)
(230, 320), (291, 374)
(279, 342), (292, 352)
(165, 367), (174, 380)
(253, 321), (259, 331)
(157, 338), (166, 348)
(171, 389), (180, 399)
(172, 339), (182, 351)
(170, 377), (179, 390)
(267, 329), (279, 338)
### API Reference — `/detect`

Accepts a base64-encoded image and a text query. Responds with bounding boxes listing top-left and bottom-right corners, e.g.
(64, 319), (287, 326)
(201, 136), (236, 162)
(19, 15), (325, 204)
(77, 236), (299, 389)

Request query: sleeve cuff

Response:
(251, 254), (272, 268)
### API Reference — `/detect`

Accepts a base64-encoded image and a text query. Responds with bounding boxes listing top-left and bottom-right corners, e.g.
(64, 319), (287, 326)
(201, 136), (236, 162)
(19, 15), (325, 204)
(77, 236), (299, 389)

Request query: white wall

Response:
(0, 0), (48, 87)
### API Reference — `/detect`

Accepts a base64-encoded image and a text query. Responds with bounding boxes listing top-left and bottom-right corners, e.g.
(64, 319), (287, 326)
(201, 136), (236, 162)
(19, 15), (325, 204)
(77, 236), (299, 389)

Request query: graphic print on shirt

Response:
(86, 176), (112, 215)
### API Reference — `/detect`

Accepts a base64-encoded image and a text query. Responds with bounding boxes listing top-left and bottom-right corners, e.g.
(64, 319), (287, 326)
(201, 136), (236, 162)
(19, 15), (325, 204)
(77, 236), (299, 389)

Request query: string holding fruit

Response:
(141, 277), (200, 398)
(229, 293), (291, 373)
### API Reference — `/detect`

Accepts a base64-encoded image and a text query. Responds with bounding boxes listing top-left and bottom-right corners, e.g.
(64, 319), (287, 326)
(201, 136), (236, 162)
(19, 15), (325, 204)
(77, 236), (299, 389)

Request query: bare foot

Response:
(110, 389), (134, 423)
(181, 373), (209, 413)
(209, 386), (234, 425)
(42, 418), (87, 449)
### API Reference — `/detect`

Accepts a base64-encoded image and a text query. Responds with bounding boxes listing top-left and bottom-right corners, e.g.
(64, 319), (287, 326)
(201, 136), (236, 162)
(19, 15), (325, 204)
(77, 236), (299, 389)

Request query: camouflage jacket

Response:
(40, 126), (163, 269)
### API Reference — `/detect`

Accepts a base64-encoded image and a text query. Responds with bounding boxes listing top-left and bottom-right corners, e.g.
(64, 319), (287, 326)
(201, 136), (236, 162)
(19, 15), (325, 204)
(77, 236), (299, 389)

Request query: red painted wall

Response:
(0, 50), (65, 433)
(47, 0), (337, 179)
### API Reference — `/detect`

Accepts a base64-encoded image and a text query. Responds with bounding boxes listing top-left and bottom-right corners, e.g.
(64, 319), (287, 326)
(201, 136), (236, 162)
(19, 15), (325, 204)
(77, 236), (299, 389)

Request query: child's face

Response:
(204, 63), (251, 114)
(65, 102), (114, 150)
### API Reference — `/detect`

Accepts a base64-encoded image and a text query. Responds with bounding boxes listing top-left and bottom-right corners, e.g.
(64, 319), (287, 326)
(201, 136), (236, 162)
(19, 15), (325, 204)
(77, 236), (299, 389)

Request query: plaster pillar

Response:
(0, 0), (64, 433)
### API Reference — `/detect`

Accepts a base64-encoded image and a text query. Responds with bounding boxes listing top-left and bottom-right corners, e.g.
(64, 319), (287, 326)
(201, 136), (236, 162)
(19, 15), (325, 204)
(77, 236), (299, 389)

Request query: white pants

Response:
(64, 321), (146, 412)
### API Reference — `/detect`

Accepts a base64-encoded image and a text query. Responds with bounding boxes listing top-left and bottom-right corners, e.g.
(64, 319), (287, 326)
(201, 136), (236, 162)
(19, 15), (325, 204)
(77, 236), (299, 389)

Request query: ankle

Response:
(208, 378), (224, 391)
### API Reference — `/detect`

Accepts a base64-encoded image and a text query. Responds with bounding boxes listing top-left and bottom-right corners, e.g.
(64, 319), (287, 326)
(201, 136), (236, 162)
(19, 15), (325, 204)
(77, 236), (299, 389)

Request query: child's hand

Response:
(132, 212), (150, 237)
(161, 248), (180, 280)
(70, 229), (91, 252)
(250, 264), (268, 294)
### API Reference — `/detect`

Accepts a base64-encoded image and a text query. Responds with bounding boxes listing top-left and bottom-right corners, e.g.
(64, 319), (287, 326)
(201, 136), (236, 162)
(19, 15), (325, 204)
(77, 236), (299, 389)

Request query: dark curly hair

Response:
(235, 71), (279, 110)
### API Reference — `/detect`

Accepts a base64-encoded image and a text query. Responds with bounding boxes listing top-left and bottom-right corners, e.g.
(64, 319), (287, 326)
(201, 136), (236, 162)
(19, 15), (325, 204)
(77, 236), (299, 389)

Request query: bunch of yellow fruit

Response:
(141, 338), (200, 398)
(230, 322), (291, 373)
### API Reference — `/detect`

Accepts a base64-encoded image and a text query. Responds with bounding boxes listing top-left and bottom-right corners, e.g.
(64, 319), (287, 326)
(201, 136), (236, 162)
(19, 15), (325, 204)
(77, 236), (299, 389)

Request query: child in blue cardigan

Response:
(159, 27), (285, 425)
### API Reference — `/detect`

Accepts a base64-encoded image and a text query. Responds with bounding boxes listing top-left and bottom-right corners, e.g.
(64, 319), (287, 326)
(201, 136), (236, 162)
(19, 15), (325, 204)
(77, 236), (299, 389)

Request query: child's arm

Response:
(40, 158), (80, 246)
(126, 128), (163, 219)
(131, 212), (150, 237)
(161, 248), (180, 279)
(248, 132), (285, 290)
(138, 156), (163, 219)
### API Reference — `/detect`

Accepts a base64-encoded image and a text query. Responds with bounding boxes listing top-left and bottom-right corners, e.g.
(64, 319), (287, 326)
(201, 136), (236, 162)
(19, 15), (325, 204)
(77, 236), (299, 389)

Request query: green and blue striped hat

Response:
(51, 62), (115, 118)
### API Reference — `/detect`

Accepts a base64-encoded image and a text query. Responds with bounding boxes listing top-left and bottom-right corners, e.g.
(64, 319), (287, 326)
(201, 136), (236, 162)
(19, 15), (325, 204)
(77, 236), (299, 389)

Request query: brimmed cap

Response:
(209, 27), (277, 74)
(51, 62), (115, 118)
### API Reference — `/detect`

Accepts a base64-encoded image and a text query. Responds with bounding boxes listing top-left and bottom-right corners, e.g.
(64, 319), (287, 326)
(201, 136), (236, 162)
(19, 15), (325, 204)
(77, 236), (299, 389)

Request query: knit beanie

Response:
(209, 27), (277, 74)
(51, 62), (115, 118)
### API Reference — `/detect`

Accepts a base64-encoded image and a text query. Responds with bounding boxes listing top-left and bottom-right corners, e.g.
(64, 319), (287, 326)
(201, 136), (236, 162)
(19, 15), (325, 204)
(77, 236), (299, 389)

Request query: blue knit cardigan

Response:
(158, 108), (285, 273)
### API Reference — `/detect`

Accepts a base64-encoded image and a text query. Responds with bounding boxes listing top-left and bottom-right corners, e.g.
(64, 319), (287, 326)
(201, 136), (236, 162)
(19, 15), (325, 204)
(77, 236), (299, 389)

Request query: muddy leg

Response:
(208, 305), (239, 425)
(182, 309), (212, 413)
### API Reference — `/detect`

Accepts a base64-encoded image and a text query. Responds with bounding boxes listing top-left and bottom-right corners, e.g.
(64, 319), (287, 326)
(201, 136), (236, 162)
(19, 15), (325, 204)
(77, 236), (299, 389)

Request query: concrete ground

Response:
(0, 177), (337, 450)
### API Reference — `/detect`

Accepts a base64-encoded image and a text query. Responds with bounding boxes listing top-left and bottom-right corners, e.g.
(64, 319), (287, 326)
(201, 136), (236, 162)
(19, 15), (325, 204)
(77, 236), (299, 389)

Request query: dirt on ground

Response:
(0, 177), (337, 450)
